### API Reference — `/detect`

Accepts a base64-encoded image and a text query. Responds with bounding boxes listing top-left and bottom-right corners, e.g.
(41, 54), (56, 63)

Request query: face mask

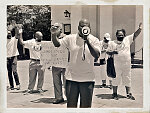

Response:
(104, 38), (109, 43)
(37, 39), (41, 42)
(117, 36), (124, 41)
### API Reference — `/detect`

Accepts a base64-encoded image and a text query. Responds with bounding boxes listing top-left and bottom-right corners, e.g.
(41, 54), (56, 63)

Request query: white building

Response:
(51, 5), (143, 59)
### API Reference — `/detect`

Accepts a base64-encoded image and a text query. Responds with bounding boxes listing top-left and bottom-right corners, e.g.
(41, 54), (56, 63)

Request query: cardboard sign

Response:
(40, 41), (68, 68)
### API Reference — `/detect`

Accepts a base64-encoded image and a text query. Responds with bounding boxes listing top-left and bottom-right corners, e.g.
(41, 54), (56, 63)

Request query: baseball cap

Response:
(52, 23), (62, 29)
(104, 33), (111, 41)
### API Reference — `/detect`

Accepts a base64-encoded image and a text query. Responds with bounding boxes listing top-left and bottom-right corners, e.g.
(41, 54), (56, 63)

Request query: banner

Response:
(40, 41), (68, 68)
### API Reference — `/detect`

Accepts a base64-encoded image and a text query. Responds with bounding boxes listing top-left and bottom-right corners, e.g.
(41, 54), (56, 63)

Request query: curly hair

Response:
(116, 29), (126, 37)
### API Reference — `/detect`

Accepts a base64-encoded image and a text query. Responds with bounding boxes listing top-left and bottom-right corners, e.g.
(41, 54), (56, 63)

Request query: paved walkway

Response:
(7, 60), (143, 108)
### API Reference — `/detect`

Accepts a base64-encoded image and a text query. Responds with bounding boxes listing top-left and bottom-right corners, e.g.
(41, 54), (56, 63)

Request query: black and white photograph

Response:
(6, 5), (144, 108)
(0, 0), (150, 113)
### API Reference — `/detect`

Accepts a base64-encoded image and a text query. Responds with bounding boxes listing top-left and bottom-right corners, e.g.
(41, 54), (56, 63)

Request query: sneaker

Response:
(38, 89), (44, 95)
(108, 85), (113, 89)
(16, 84), (20, 90)
(112, 93), (119, 100)
(99, 84), (106, 88)
(127, 93), (135, 100)
(24, 89), (32, 95)
(10, 87), (14, 90)
(53, 98), (65, 104)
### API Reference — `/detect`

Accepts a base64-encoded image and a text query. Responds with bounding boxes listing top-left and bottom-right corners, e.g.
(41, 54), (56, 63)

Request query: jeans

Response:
(7, 56), (20, 88)
(52, 66), (66, 99)
(66, 80), (95, 108)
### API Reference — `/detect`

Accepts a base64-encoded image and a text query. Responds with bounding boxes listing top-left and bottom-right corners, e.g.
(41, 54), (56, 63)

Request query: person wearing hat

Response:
(51, 23), (67, 104)
(99, 33), (112, 89)
(50, 19), (100, 108)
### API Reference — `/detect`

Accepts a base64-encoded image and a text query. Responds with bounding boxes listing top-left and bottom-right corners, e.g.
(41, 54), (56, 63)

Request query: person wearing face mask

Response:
(51, 19), (100, 108)
(19, 30), (45, 95)
(99, 33), (112, 89)
(7, 29), (21, 90)
(107, 23), (142, 100)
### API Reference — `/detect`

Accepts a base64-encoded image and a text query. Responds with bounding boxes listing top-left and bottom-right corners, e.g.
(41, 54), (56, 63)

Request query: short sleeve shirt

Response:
(59, 34), (101, 82)
(111, 34), (134, 62)
(7, 37), (19, 58)
(24, 39), (42, 59)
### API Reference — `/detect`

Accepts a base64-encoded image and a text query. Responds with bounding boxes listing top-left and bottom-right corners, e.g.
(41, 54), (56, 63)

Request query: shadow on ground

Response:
(9, 90), (48, 94)
(95, 94), (127, 99)
(30, 98), (67, 104)
(94, 85), (112, 89)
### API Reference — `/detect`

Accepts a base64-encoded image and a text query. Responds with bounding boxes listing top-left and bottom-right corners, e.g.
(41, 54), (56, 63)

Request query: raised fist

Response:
(50, 23), (62, 35)
(139, 23), (142, 29)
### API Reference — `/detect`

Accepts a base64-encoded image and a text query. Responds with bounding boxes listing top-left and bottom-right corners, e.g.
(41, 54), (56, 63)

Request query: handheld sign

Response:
(40, 41), (68, 68)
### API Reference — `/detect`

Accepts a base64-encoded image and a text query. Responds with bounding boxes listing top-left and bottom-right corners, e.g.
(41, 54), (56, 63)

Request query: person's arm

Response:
(85, 36), (100, 59)
(15, 26), (25, 46)
(51, 33), (61, 47)
(106, 51), (118, 55)
(101, 50), (106, 53)
(18, 30), (25, 46)
(106, 41), (118, 55)
(133, 23), (142, 40)
(50, 26), (61, 47)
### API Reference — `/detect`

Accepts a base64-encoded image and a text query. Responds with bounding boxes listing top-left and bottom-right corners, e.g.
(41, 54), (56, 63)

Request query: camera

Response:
(82, 26), (90, 36)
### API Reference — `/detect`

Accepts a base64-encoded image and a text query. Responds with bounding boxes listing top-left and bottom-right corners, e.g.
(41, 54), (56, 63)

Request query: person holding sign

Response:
(51, 19), (100, 108)
(51, 23), (66, 104)
(19, 30), (45, 95)
(107, 23), (142, 100)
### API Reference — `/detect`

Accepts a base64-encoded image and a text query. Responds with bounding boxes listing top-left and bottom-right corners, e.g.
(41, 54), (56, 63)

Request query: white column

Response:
(135, 5), (143, 59)
(70, 6), (82, 34)
(99, 5), (113, 40)
(88, 6), (97, 37)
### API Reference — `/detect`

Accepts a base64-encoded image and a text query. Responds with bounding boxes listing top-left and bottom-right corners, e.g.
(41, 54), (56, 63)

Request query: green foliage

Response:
(7, 5), (51, 41)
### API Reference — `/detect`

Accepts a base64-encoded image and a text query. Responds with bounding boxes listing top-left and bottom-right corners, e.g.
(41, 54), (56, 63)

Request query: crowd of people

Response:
(7, 19), (142, 108)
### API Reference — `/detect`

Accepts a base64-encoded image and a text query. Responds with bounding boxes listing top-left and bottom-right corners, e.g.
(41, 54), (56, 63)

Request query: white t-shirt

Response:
(99, 40), (113, 59)
(111, 34), (134, 62)
(59, 34), (101, 82)
(7, 37), (19, 58)
(24, 39), (42, 59)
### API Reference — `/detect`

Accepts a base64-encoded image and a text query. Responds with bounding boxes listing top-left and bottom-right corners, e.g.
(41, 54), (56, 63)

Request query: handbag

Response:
(106, 56), (116, 78)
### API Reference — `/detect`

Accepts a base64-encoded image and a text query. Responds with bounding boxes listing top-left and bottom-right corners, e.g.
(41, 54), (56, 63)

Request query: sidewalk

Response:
(7, 60), (143, 108)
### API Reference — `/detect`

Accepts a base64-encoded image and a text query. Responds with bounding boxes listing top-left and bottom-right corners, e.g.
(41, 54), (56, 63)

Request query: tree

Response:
(7, 5), (51, 41)
(7, 5), (51, 60)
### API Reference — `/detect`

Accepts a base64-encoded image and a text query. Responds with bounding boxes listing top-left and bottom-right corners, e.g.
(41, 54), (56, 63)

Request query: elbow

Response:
(55, 44), (60, 47)
(97, 52), (100, 58)
(95, 52), (100, 59)
(53, 43), (60, 47)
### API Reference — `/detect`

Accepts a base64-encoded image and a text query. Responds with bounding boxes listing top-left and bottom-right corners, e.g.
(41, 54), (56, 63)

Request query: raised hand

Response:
(139, 23), (142, 29)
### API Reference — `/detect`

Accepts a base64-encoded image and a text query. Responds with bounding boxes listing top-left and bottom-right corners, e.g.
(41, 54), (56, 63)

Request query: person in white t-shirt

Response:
(7, 29), (20, 90)
(19, 30), (45, 95)
(51, 19), (100, 108)
(51, 23), (67, 104)
(99, 33), (112, 89)
(107, 23), (142, 100)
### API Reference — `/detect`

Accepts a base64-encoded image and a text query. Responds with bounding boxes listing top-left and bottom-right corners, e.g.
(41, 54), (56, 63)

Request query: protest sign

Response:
(40, 41), (68, 68)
